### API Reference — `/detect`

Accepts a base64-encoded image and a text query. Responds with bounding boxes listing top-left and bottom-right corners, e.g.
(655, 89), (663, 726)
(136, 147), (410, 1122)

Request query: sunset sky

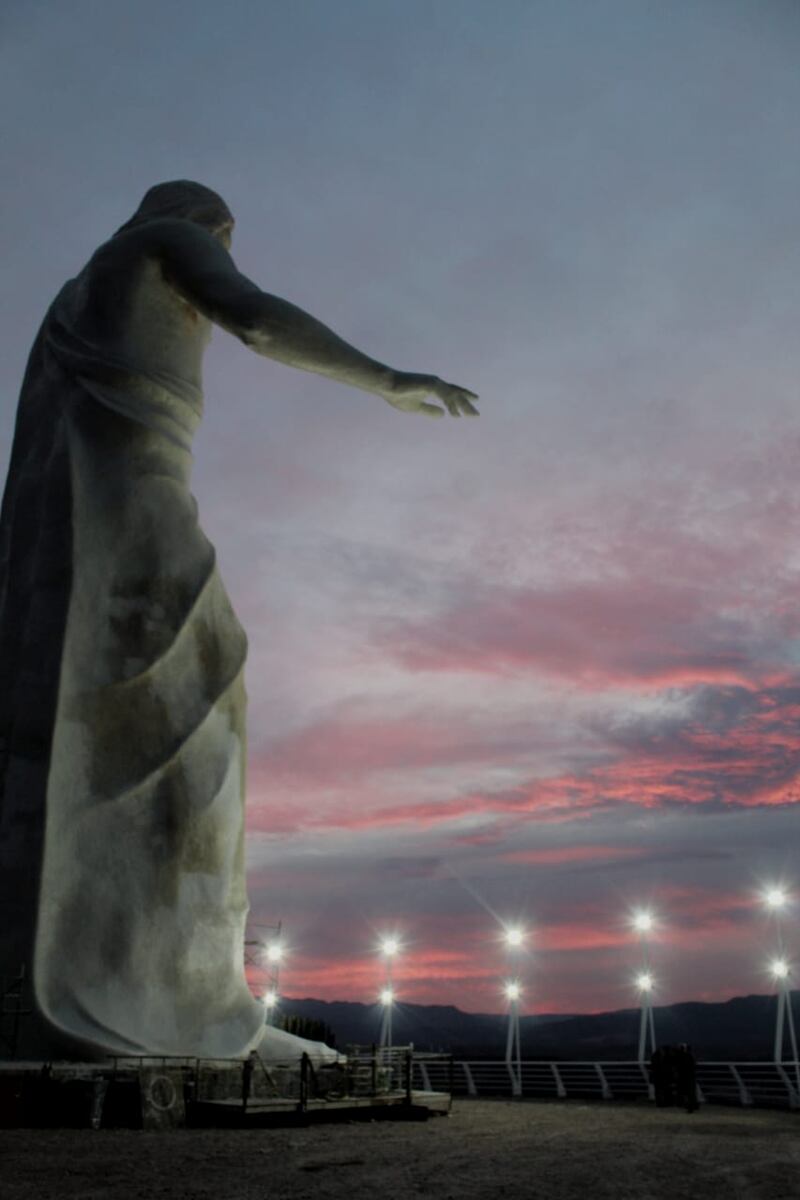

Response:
(2, 1), (800, 1018)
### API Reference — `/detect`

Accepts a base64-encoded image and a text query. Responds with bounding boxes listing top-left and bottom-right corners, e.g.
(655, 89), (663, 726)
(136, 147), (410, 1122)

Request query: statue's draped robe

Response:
(0, 185), (290, 1058)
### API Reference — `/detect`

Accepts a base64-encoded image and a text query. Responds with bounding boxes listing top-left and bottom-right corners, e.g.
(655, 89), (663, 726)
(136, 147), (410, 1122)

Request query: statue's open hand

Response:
(386, 372), (480, 418)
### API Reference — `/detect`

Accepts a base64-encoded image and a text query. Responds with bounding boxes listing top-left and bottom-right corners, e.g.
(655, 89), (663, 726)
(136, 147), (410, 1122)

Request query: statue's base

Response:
(0, 1048), (452, 1129)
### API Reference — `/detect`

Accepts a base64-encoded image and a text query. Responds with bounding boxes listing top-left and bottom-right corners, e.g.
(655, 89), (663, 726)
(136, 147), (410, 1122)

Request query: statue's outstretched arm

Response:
(154, 221), (479, 418)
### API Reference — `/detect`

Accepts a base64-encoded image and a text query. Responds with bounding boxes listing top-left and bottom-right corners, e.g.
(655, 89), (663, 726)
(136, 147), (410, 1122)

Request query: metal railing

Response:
(191, 1046), (454, 1110)
(409, 1059), (800, 1110)
(346, 1045), (454, 1105)
(6, 1052), (797, 1114)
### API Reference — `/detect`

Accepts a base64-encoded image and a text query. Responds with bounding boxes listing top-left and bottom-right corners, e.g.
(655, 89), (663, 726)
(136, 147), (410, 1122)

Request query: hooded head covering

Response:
(116, 180), (234, 236)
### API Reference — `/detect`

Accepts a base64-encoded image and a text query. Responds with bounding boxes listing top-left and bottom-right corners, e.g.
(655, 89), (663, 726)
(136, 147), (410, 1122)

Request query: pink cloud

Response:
(246, 676), (800, 838)
(500, 845), (644, 866)
(247, 942), (502, 1005)
(258, 712), (511, 782)
(376, 575), (781, 689)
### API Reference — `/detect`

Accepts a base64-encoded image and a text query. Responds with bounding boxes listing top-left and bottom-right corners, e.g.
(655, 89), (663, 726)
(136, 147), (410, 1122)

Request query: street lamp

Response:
(768, 957), (800, 1097)
(379, 986), (395, 1072)
(635, 971), (657, 1065)
(378, 936), (401, 1049)
(631, 908), (658, 1064)
(262, 938), (284, 1026)
(763, 887), (789, 913)
(761, 886), (797, 1085)
(632, 910), (654, 935)
(504, 981), (522, 1097)
(501, 924), (526, 1096)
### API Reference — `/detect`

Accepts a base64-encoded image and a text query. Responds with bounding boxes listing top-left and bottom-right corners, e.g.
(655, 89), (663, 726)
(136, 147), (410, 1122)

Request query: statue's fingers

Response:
(445, 381), (479, 400)
(459, 396), (480, 416)
(419, 402), (445, 418)
(443, 395), (461, 417)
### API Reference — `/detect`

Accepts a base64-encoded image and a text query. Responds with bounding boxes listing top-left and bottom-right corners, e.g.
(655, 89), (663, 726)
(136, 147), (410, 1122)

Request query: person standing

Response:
(675, 1043), (699, 1113)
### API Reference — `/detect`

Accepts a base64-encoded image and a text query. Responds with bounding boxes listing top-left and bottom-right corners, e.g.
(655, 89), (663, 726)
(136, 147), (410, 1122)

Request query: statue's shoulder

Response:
(106, 219), (217, 257)
(88, 221), (223, 287)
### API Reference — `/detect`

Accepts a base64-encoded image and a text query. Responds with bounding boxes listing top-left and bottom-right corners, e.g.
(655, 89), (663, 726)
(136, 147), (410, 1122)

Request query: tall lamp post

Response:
(762, 886), (799, 1095)
(769, 959), (798, 1084)
(263, 987), (279, 1023)
(635, 971), (657, 1065)
(505, 981), (522, 1097)
(378, 937), (400, 1049)
(263, 937), (284, 1025)
(632, 910), (657, 1064)
(379, 987), (395, 1050)
(503, 926), (525, 1097)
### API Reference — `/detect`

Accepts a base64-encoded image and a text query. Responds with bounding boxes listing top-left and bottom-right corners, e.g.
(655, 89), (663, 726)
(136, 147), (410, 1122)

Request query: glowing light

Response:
(636, 972), (654, 993)
(505, 982), (521, 1002)
(380, 937), (400, 957)
(265, 942), (283, 964)
(380, 988), (394, 1006)
(504, 927), (525, 948)
(763, 887), (789, 912)
(632, 910), (654, 934)
(263, 989), (278, 1008)
(770, 959), (790, 980)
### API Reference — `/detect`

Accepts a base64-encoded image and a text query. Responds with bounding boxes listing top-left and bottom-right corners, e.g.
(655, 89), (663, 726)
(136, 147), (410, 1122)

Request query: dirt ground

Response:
(1, 1099), (798, 1200)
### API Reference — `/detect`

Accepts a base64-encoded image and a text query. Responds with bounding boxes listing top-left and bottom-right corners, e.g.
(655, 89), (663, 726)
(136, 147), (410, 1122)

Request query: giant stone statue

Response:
(0, 181), (478, 1061)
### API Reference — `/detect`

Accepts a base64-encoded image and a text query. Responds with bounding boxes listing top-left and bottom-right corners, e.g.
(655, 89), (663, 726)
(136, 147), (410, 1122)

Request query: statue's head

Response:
(116, 181), (234, 244)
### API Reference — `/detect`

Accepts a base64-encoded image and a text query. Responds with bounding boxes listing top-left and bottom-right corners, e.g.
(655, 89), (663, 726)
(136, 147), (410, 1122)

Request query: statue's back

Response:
(0, 186), (262, 1060)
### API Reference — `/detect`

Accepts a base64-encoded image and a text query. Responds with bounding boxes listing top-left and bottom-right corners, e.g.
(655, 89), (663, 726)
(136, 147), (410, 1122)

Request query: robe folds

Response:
(0, 182), (336, 1062)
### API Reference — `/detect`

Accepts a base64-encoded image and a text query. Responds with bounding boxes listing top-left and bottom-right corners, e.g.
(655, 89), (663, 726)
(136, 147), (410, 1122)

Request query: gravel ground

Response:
(1, 1100), (798, 1200)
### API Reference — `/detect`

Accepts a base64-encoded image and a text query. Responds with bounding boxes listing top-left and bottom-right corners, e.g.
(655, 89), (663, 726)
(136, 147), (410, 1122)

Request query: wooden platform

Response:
(0, 1047), (453, 1128)
(191, 1089), (452, 1125)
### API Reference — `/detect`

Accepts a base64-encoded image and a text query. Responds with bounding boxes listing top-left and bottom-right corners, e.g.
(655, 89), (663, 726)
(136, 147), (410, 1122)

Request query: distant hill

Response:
(277, 993), (796, 1060)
